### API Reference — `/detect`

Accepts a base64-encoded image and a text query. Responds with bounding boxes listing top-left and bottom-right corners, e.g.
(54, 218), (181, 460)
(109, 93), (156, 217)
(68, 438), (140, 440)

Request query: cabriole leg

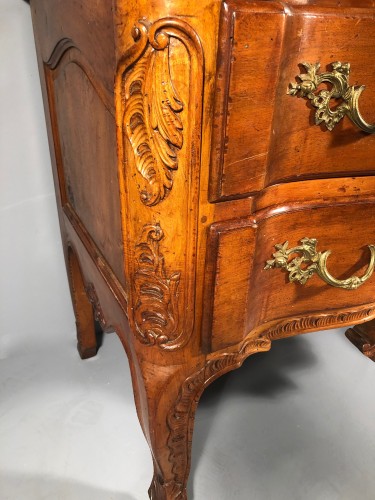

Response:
(134, 361), (205, 500)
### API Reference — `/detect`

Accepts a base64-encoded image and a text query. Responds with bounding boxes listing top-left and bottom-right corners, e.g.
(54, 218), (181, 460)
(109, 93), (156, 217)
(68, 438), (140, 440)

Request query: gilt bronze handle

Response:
(288, 62), (375, 133)
(264, 238), (375, 290)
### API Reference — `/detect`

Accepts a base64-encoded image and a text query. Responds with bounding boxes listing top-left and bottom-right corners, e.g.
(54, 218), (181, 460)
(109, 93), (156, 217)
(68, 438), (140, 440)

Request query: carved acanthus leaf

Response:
(134, 223), (181, 347)
(124, 25), (184, 206)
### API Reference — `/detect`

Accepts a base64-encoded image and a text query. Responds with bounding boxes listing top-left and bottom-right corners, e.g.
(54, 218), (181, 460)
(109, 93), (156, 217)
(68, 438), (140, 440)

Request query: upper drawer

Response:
(210, 0), (286, 201)
(210, 1), (375, 201)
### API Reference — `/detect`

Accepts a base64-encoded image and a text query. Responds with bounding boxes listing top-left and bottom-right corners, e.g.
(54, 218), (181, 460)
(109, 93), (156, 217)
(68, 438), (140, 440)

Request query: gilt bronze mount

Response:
(265, 238), (375, 290)
(288, 62), (375, 133)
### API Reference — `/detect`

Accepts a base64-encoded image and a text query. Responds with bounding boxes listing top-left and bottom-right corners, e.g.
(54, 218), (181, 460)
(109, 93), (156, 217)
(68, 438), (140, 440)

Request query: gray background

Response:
(1, 1), (374, 499)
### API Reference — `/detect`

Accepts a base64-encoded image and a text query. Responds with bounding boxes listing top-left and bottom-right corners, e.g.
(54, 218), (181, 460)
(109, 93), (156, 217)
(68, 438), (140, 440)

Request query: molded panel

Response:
(45, 46), (126, 287)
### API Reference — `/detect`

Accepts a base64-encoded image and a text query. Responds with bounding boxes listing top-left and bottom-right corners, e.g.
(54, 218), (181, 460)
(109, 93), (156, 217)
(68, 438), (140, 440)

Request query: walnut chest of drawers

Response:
(30, 0), (375, 498)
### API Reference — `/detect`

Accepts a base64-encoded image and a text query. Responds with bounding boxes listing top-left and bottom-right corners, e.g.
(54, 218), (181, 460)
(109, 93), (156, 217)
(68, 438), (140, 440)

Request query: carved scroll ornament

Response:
(118, 18), (203, 206)
(134, 224), (181, 348)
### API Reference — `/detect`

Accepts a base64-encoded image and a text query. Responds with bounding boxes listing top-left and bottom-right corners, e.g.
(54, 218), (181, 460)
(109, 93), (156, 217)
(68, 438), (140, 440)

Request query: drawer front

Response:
(210, 2), (375, 201)
(268, 5), (375, 186)
(204, 201), (375, 352)
(203, 219), (258, 351)
(252, 202), (375, 330)
(209, 0), (286, 201)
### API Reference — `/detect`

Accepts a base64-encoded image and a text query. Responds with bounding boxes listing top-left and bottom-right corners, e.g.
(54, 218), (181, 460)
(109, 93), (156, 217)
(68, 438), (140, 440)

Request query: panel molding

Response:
(43, 38), (115, 208)
(45, 38), (114, 114)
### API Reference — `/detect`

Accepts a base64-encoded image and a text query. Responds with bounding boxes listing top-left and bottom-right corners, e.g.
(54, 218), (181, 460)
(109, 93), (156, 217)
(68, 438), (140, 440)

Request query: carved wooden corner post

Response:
(115, 14), (207, 499)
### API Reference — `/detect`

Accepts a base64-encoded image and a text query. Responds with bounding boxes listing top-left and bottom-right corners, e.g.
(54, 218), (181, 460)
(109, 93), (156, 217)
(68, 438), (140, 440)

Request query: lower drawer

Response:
(203, 201), (375, 352)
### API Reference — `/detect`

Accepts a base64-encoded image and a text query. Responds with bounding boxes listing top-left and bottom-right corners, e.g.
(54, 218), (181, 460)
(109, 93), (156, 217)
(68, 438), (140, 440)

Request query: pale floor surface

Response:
(1, 325), (374, 500)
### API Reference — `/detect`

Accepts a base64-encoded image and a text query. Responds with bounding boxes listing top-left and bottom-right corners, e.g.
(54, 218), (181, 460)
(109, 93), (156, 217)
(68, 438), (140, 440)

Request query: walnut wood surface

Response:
(30, 0), (374, 498)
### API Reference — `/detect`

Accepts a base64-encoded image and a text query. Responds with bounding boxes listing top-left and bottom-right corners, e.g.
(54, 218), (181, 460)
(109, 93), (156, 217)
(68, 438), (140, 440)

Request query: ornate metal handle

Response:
(288, 62), (375, 133)
(264, 238), (375, 290)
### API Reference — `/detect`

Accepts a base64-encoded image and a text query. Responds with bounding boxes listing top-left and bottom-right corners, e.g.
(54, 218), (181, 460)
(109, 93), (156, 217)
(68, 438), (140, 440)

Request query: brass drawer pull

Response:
(288, 62), (375, 133)
(264, 238), (375, 290)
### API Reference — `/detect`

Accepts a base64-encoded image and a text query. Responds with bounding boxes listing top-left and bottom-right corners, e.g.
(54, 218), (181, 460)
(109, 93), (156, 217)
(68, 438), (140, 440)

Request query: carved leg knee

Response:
(346, 320), (375, 361)
(67, 246), (98, 359)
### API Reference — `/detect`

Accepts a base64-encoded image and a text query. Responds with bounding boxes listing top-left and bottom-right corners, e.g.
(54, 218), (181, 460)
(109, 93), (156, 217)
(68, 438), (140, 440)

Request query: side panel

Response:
(31, 0), (127, 287)
(30, 0), (115, 93)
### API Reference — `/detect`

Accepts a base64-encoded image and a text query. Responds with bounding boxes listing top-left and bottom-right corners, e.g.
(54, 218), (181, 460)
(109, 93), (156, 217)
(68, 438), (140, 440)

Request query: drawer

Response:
(203, 200), (375, 352)
(210, 0), (286, 201)
(210, 1), (375, 201)
(268, 4), (375, 186)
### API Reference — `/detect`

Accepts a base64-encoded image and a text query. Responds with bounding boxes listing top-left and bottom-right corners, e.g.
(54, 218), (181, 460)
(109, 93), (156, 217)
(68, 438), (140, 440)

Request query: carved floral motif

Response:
(116, 18), (204, 350)
(134, 223), (181, 347)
